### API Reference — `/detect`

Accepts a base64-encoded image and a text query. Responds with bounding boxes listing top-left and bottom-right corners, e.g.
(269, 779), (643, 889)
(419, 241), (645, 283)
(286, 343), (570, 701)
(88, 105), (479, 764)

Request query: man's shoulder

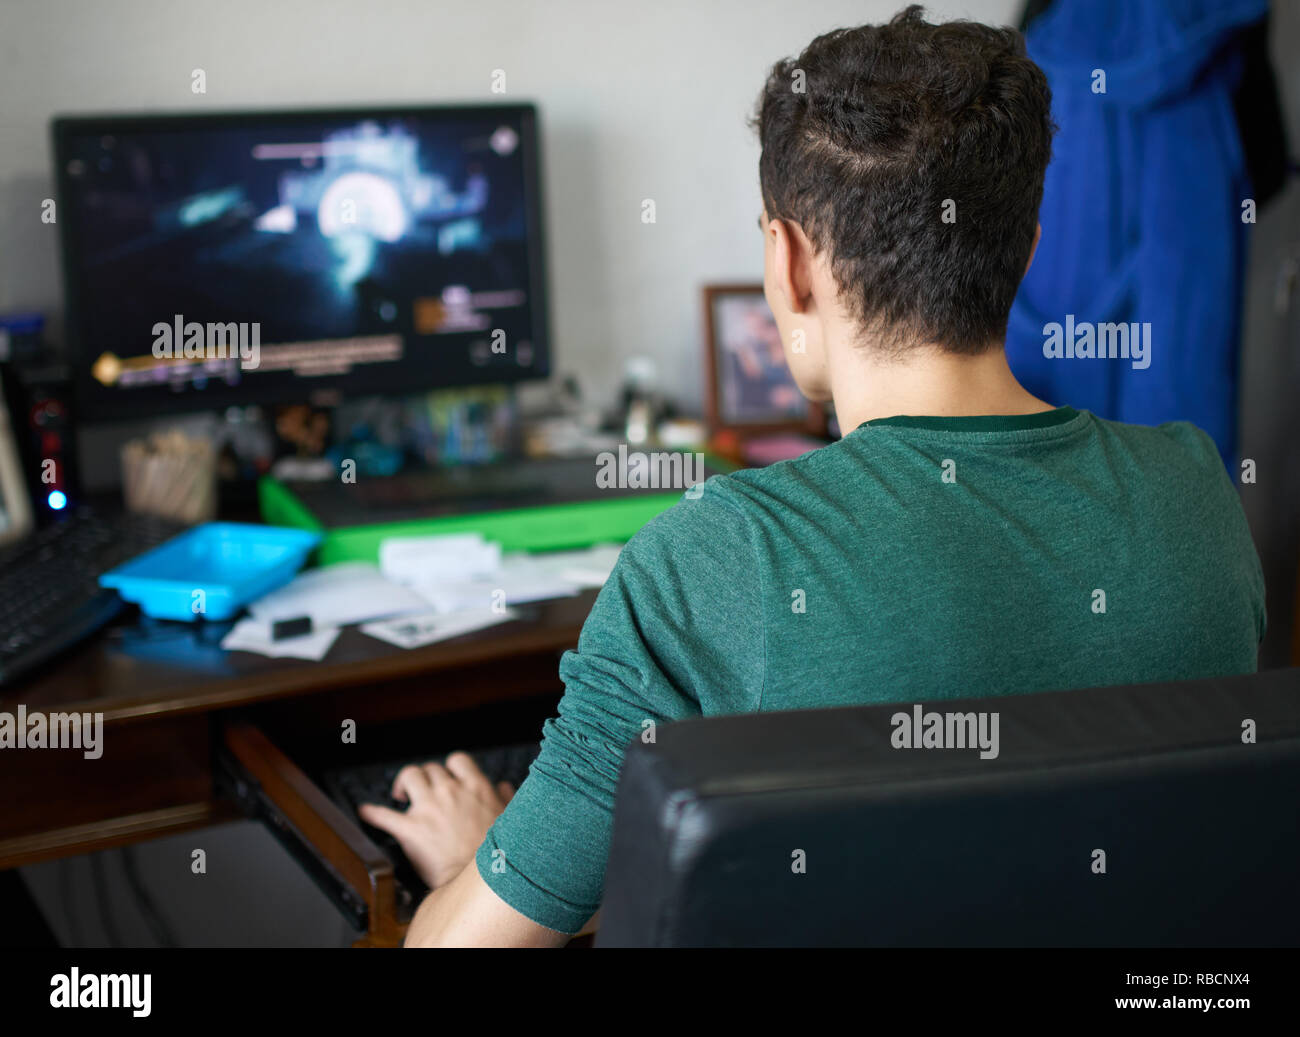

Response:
(631, 445), (840, 546)
(1088, 414), (1229, 481)
(620, 475), (750, 562)
(1094, 412), (1216, 453)
(706, 440), (854, 511)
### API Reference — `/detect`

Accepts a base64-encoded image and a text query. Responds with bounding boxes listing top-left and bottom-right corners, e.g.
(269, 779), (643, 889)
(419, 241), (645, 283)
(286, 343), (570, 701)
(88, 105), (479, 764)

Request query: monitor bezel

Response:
(52, 102), (553, 421)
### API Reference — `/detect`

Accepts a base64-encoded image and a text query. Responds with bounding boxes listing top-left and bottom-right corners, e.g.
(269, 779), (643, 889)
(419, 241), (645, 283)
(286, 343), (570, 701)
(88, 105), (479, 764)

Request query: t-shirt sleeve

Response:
(1159, 420), (1267, 645)
(475, 484), (763, 933)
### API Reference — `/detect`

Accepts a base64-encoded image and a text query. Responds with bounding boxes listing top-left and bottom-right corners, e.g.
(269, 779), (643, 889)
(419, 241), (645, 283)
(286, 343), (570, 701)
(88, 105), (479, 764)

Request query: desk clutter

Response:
(99, 522), (322, 622)
(216, 533), (622, 660)
(120, 429), (218, 524)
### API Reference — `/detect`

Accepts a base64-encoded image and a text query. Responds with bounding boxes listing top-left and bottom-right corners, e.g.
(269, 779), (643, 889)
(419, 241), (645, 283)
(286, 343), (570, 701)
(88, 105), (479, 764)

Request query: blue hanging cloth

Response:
(1006, 0), (1268, 467)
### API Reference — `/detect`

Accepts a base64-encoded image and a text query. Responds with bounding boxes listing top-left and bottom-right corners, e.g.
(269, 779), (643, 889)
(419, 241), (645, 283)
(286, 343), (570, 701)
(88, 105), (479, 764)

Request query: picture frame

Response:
(701, 284), (825, 436)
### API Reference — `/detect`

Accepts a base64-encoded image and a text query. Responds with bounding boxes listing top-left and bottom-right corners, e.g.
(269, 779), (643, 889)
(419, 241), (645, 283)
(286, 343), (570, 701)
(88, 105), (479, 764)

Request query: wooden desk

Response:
(0, 590), (598, 945)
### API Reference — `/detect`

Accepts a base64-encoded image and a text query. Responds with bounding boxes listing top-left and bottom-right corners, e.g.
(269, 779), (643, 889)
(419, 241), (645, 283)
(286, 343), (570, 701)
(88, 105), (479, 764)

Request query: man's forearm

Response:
(403, 878), (453, 947)
(402, 862), (570, 948)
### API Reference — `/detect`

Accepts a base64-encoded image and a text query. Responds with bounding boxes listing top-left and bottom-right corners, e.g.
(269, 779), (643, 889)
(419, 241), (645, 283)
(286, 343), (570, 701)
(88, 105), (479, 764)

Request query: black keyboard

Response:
(323, 741), (542, 909)
(282, 456), (681, 526)
(0, 508), (187, 686)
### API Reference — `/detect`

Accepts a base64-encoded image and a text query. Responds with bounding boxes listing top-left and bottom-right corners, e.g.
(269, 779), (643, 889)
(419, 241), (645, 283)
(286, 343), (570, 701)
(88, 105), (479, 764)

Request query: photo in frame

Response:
(701, 284), (825, 436)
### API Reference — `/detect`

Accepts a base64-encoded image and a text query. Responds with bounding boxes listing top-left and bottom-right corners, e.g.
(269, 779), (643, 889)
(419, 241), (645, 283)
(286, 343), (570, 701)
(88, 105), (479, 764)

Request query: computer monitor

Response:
(53, 104), (551, 420)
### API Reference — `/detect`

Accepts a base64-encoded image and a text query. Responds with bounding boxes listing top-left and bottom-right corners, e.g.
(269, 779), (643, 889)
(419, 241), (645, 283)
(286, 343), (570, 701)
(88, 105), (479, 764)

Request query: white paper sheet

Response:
(220, 618), (341, 661)
(408, 554), (583, 613)
(247, 562), (430, 627)
(359, 608), (517, 649)
(379, 533), (502, 584)
(526, 543), (623, 588)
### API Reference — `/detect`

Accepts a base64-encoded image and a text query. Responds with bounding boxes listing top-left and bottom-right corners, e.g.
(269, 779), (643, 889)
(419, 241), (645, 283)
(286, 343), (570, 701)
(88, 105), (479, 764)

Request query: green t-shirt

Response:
(476, 407), (1265, 933)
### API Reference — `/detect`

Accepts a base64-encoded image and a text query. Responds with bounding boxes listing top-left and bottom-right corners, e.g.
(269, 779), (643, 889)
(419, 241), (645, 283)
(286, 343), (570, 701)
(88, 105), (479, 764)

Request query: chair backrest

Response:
(597, 669), (1300, 947)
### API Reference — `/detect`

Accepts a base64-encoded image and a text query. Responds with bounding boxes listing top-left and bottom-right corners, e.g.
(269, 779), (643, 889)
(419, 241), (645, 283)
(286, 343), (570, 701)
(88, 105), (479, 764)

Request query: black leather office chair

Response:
(598, 669), (1300, 947)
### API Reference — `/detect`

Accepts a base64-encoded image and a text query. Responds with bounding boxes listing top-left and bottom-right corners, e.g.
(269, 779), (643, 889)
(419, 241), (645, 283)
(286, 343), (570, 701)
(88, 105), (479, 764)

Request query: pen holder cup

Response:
(120, 432), (218, 524)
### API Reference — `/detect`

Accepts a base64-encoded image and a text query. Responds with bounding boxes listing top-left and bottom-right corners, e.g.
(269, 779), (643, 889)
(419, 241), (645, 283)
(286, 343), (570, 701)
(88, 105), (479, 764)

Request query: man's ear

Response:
(769, 217), (812, 315)
(1025, 222), (1042, 276)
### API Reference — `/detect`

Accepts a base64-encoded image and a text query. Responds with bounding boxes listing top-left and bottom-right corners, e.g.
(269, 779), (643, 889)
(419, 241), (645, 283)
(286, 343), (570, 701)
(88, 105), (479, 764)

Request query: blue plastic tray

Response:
(100, 522), (322, 622)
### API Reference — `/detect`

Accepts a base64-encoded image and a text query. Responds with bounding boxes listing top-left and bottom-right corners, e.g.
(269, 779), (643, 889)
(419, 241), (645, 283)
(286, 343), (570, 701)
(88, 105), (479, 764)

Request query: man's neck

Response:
(827, 334), (1054, 433)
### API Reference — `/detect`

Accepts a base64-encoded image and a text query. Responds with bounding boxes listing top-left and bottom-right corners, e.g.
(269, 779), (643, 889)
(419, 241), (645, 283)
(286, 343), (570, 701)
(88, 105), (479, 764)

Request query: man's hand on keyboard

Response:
(358, 753), (516, 889)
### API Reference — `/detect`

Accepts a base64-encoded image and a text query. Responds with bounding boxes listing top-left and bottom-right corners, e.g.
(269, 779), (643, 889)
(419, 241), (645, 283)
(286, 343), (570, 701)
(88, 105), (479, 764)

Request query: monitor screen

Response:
(54, 105), (550, 419)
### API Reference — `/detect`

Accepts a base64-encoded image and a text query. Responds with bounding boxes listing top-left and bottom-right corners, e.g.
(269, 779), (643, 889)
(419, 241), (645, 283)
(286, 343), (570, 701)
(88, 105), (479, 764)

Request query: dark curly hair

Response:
(753, 5), (1055, 355)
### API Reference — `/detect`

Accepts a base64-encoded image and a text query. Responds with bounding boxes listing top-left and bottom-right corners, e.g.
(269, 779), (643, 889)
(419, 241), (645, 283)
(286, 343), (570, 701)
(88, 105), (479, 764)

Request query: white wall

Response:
(0, 0), (1016, 412)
